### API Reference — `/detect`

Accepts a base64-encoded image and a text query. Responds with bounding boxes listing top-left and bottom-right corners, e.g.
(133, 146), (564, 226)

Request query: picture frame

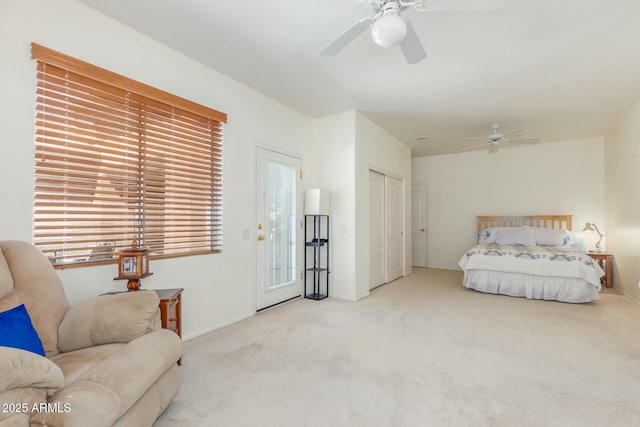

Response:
(122, 256), (138, 275)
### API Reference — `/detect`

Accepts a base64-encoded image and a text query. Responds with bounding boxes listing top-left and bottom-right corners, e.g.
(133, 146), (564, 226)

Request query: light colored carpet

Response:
(155, 268), (640, 427)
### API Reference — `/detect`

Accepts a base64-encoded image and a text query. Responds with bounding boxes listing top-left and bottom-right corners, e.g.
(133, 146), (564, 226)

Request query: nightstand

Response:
(588, 253), (613, 288)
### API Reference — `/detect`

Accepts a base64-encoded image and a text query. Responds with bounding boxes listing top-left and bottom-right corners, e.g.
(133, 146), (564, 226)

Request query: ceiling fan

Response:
(459, 124), (540, 154)
(321, 0), (428, 64)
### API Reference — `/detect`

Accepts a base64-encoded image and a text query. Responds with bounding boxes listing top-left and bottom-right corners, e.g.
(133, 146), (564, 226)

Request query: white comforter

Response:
(458, 244), (604, 303)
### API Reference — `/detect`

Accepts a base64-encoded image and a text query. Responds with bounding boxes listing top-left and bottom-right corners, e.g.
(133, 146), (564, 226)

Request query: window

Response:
(31, 43), (227, 267)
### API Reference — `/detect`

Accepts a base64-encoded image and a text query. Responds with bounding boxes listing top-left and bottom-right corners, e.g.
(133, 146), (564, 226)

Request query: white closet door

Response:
(386, 176), (403, 282)
(369, 170), (385, 289)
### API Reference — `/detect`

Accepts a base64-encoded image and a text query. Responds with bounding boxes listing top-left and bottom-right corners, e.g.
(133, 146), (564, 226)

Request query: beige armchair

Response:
(0, 241), (182, 427)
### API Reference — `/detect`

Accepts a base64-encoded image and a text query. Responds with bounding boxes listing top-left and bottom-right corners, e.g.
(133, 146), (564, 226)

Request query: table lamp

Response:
(582, 222), (604, 253)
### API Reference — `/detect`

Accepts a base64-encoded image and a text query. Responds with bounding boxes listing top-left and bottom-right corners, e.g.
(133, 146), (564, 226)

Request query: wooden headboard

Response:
(477, 215), (572, 232)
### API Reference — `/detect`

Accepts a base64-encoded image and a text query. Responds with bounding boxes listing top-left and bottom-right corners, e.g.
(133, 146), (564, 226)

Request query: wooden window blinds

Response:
(31, 43), (227, 268)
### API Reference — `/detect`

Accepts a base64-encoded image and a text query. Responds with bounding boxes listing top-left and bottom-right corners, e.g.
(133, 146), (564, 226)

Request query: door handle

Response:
(257, 235), (265, 241)
(420, 228), (426, 232)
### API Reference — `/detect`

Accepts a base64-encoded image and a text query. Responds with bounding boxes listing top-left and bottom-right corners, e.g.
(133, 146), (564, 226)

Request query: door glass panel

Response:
(267, 160), (296, 289)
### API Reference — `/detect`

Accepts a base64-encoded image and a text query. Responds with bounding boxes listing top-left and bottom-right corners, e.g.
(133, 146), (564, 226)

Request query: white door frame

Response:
(412, 184), (427, 268)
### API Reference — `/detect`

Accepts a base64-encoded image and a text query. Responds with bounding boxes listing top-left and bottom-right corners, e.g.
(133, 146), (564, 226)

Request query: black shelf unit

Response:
(304, 215), (329, 300)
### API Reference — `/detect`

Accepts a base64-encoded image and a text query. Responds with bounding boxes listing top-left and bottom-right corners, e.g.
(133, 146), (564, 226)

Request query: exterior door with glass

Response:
(256, 147), (302, 310)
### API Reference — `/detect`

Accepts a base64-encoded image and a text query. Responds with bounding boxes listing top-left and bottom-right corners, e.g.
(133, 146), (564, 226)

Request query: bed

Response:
(458, 215), (604, 303)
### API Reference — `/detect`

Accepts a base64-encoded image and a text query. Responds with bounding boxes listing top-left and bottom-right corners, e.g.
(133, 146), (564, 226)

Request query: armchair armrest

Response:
(0, 347), (63, 395)
(58, 291), (160, 353)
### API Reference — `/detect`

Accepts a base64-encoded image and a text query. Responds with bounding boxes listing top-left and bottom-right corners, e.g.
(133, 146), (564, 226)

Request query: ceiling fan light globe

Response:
(371, 14), (407, 48)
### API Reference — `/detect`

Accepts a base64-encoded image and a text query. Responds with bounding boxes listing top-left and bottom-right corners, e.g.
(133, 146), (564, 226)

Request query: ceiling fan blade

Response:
(424, 0), (506, 12)
(456, 142), (487, 153)
(503, 128), (525, 138)
(400, 20), (427, 64)
(361, 0), (383, 13)
(466, 136), (486, 141)
(320, 18), (371, 57)
(508, 138), (540, 145)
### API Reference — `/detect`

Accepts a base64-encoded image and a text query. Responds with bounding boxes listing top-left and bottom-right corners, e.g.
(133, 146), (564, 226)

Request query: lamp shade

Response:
(371, 14), (407, 48)
(305, 189), (330, 215)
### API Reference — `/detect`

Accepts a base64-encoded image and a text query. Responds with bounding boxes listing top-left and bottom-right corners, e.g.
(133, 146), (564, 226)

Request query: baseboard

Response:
(182, 313), (253, 341)
(621, 291), (640, 307)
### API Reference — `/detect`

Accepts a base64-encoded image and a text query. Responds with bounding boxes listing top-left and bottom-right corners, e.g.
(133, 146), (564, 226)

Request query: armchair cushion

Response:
(0, 304), (45, 356)
(58, 291), (161, 353)
(0, 347), (63, 394)
(0, 240), (70, 357)
(32, 330), (182, 427)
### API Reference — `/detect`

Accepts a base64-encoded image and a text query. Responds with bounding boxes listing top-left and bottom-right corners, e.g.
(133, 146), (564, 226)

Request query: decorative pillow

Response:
(562, 232), (587, 253)
(478, 227), (518, 244)
(0, 304), (45, 356)
(524, 226), (567, 246)
(495, 228), (536, 246)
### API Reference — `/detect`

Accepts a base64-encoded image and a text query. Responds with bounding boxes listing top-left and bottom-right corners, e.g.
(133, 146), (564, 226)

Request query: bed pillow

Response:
(495, 227), (536, 246)
(0, 304), (46, 356)
(478, 227), (517, 244)
(524, 226), (567, 246)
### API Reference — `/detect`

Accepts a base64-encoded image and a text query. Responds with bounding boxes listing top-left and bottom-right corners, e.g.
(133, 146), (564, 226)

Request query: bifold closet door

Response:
(385, 176), (403, 283)
(369, 170), (385, 289)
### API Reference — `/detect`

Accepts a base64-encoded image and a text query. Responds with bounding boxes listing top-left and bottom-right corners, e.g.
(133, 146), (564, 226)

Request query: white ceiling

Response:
(77, 0), (640, 157)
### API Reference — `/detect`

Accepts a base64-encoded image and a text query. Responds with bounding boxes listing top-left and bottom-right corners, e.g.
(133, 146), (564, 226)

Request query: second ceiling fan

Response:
(459, 124), (540, 154)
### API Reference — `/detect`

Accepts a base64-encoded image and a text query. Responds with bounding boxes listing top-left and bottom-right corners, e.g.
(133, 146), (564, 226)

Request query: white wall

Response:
(355, 113), (412, 299)
(412, 138), (605, 269)
(0, 0), (313, 339)
(311, 112), (357, 300)
(605, 101), (640, 304)
(309, 112), (412, 301)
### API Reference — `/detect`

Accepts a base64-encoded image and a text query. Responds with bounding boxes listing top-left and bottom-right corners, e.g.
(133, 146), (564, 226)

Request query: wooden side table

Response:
(588, 253), (613, 288)
(155, 288), (183, 365)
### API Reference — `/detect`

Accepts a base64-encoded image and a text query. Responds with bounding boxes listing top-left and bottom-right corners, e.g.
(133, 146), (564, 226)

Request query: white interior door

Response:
(256, 147), (302, 310)
(369, 170), (385, 289)
(412, 184), (427, 267)
(386, 176), (403, 282)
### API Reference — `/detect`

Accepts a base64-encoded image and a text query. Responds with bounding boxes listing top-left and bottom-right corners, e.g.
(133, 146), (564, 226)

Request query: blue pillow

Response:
(0, 304), (45, 356)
